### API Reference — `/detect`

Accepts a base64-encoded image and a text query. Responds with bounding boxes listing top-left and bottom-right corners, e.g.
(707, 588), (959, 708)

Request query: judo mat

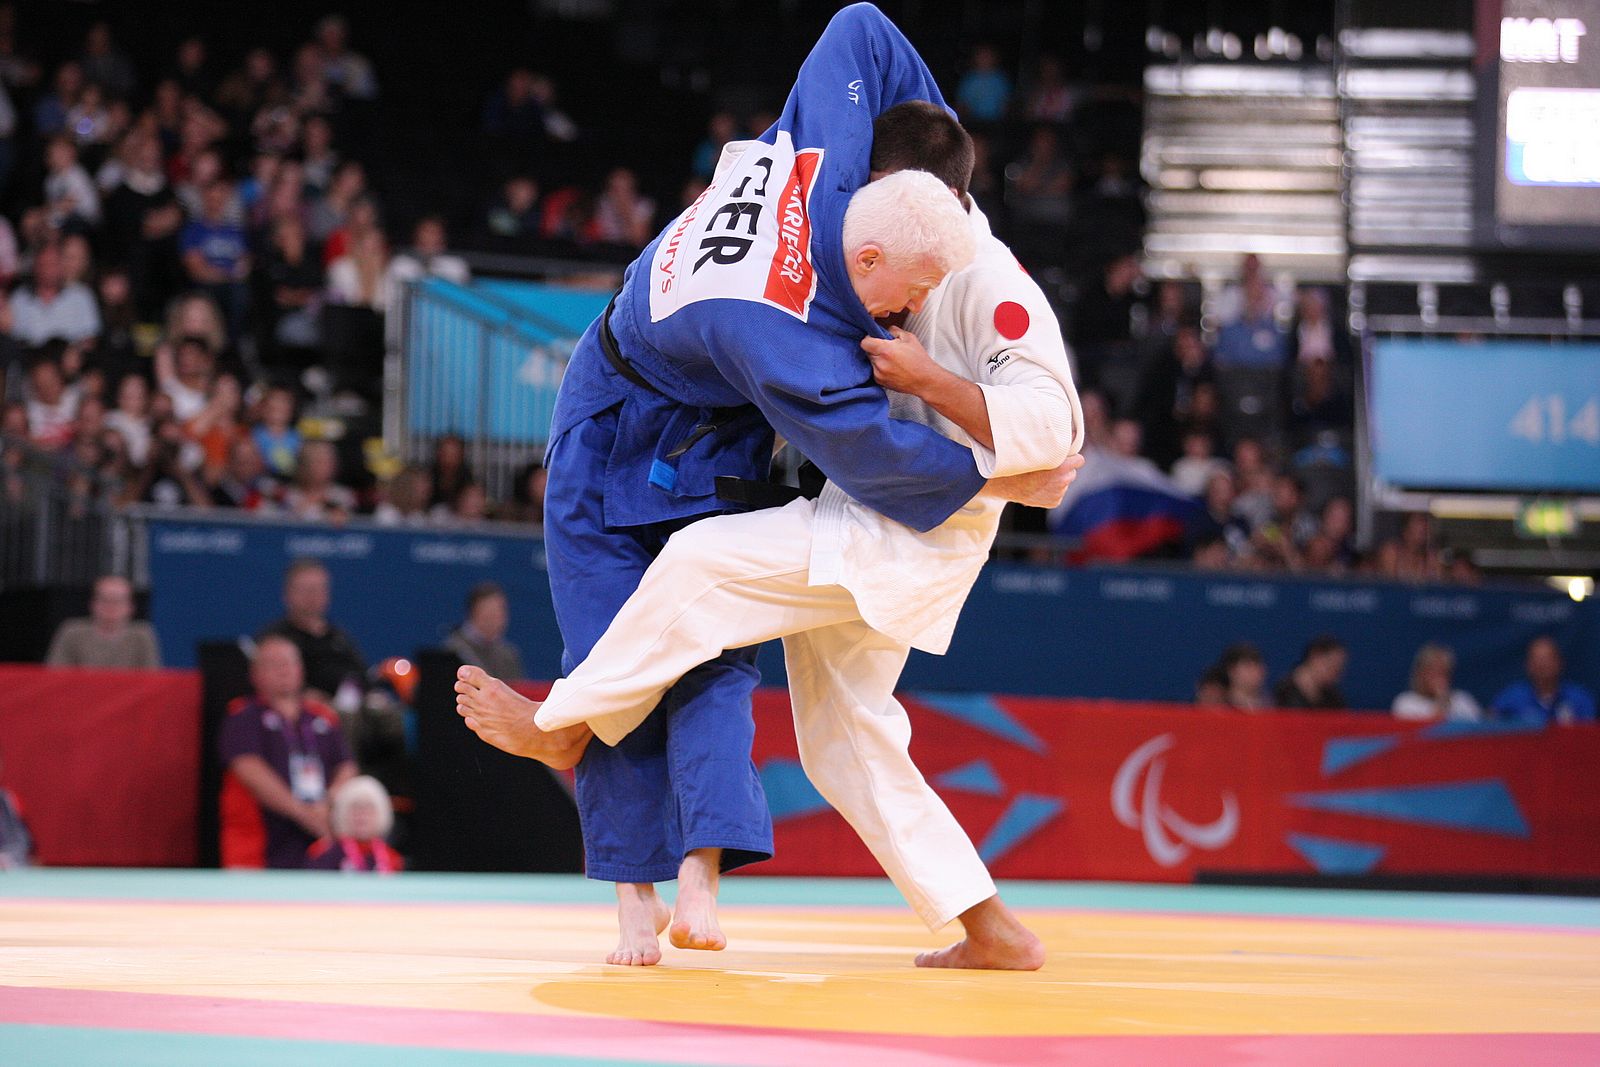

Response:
(1, 869), (1597, 1066)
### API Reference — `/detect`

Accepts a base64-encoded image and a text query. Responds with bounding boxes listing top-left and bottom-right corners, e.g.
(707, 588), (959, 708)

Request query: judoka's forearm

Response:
(912, 367), (994, 450)
(981, 455), (1082, 507)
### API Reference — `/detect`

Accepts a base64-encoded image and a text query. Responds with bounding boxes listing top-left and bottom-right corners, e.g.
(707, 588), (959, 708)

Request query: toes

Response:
(458, 666), (487, 687)
(464, 717), (480, 732)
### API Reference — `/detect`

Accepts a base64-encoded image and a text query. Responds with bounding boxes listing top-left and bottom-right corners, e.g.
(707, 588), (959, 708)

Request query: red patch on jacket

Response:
(994, 301), (1029, 340)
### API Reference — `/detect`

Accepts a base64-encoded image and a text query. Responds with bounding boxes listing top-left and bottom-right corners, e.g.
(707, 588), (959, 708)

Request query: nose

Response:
(906, 292), (927, 313)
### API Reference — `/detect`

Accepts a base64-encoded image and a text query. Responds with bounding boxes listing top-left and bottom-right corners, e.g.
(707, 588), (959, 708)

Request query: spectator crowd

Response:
(0, 10), (498, 532)
(0, 11), (1451, 589)
(1194, 633), (1596, 725)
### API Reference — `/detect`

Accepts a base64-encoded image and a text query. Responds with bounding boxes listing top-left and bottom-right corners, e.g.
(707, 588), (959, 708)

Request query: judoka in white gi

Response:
(458, 102), (1083, 970)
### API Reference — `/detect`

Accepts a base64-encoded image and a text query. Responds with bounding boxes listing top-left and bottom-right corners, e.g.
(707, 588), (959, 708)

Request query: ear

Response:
(853, 244), (882, 272)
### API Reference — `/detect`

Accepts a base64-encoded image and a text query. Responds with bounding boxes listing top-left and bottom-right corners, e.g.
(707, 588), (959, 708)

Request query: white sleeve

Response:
(956, 268), (1084, 478)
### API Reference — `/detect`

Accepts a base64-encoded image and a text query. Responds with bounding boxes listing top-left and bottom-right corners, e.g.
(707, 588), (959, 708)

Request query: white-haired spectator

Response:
(1392, 643), (1482, 722)
(305, 775), (402, 872)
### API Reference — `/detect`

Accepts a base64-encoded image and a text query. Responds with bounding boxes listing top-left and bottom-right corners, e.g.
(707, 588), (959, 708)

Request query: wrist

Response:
(916, 364), (962, 406)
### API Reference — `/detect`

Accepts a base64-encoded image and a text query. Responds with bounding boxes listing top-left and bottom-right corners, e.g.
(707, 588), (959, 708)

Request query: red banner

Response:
(749, 691), (1600, 882)
(2, 666), (1596, 882)
(0, 665), (201, 867)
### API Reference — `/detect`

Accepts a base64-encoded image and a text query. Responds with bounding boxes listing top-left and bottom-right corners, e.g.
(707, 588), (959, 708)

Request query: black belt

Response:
(715, 477), (805, 509)
(598, 295), (663, 396)
(715, 462), (824, 510)
(602, 296), (823, 511)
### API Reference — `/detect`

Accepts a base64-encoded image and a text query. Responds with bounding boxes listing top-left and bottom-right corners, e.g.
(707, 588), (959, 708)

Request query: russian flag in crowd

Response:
(1048, 448), (1202, 562)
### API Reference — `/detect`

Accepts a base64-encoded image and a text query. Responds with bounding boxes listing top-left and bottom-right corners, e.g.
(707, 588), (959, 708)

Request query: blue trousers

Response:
(544, 404), (773, 883)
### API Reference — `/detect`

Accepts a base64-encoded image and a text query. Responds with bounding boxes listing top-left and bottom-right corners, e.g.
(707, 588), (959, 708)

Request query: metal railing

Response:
(386, 277), (584, 502)
(0, 466), (138, 592)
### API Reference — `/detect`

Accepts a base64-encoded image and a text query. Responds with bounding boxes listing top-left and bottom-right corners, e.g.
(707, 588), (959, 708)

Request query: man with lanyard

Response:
(457, 5), (1074, 962)
(220, 634), (359, 868)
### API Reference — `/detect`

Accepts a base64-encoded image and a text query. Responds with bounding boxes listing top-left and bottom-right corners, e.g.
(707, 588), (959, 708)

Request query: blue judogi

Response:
(546, 4), (986, 882)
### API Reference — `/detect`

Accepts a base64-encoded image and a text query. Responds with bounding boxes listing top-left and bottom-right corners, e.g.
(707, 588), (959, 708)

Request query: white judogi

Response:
(534, 203), (1082, 929)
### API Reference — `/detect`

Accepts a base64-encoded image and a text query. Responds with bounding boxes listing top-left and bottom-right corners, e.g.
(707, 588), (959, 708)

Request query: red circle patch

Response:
(993, 301), (1029, 340)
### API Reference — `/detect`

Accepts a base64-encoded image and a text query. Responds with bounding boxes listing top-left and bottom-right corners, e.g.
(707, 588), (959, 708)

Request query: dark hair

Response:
(870, 101), (975, 198)
(1219, 642), (1264, 673)
(466, 581), (504, 614)
(1196, 664), (1229, 698)
(1300, 634), (1344, 664)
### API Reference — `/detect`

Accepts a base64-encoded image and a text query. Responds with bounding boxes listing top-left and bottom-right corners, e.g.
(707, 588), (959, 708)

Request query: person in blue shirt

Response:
(954, 45), (1012, 124)
(251, 385), (302, 478)
(1491, 635), (1597, 725)
(454, 5), (1072, 966)
(180, 179), (251, 336)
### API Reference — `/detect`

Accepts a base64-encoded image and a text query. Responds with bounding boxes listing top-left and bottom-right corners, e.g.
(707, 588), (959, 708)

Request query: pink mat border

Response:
(1, 985), (1596, 1067)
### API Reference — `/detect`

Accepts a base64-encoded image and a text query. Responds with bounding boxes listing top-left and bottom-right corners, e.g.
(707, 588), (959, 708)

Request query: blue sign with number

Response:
(1370, 339), (1600, 492)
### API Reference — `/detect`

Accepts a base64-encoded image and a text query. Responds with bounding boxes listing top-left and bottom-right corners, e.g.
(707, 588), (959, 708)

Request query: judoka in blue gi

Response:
(455, 5), (1074, 965)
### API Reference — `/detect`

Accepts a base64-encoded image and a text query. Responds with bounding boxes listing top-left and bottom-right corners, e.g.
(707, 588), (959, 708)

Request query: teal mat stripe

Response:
(0, 869), (1596, 929)
(0, 1024), (677, 1067)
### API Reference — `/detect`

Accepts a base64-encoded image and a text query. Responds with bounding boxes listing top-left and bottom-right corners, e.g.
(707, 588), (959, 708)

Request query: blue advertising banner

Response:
(145, 513), (1599, 710)
(1370, 339), (1600, 492)
(146, 515), (566, 679)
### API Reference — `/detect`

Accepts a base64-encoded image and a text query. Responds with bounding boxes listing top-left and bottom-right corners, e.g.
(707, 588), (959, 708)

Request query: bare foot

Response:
(606, 883), (671, 966)
(668, 848), (726, 951)
(915, 895), (1045, 971)
(454, 665), (593, 770)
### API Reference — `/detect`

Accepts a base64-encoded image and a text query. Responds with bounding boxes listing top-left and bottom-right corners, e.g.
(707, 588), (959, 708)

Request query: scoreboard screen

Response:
(1482, 0), (1600, 247)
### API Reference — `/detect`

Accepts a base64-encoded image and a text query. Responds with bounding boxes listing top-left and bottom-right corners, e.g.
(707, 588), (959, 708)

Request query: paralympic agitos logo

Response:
(1111, 734), (1240, 867)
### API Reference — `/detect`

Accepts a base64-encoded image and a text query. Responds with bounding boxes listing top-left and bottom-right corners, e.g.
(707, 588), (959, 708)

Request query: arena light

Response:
(1550, 576), (1595, 602)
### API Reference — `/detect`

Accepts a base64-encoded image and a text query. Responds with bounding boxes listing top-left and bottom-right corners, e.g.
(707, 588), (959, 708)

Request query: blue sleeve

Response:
(775, 4), (951, 180)
(706, 317), (984, 532)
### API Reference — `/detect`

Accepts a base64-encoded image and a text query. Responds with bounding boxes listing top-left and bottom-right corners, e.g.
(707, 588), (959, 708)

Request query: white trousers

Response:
(534, 499), (997, 929)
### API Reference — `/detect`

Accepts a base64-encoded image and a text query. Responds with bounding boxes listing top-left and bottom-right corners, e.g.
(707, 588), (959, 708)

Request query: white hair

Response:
(331, 774), (393, 839)
(842, 169), (975, 276)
